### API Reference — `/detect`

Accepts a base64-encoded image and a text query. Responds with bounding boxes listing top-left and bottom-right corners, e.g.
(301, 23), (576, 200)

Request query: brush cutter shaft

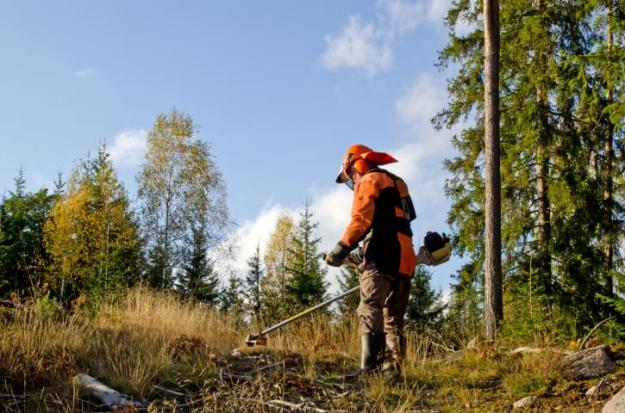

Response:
(257, 286), (359, 337)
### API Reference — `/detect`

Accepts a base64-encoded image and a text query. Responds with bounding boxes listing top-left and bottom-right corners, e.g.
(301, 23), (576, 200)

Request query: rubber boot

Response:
(346, 333), (385, 379)
(382, 334), (406, 379)
(362, 332), (385, 371)
(383, 333), (405, 376)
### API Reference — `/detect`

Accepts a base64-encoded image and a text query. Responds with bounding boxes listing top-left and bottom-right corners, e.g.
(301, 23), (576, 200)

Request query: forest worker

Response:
(324, 144), (418, 375)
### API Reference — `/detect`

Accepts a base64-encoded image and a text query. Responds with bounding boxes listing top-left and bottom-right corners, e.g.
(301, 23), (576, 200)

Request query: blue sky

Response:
(0, 0), (466, 293)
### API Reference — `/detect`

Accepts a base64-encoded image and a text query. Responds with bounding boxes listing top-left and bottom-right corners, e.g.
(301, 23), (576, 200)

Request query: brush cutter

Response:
(245, 231), (451, 347)
(245, 286), (359, 347)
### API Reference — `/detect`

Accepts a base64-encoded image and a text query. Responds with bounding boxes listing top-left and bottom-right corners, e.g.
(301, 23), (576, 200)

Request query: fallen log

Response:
(73, 374), (144, 409)
(561, 345), (616, 381)
(508, 347), (542, 355)
(251, 361), (285, 375)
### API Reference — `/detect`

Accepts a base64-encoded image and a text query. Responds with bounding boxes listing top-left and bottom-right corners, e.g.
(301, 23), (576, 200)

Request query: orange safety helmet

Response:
(335, 144), (398, 185)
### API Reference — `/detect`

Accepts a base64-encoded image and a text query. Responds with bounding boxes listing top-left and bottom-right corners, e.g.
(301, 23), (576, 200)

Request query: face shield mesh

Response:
(336, 167), (348, 182)
(336, 167), (355, 191)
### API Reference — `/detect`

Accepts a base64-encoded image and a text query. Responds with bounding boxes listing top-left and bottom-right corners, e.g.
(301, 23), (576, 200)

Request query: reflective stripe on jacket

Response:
(341, 168), (417, 277)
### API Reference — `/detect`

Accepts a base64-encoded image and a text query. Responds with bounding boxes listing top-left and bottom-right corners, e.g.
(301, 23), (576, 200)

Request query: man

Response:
(325, 144), (417, 374)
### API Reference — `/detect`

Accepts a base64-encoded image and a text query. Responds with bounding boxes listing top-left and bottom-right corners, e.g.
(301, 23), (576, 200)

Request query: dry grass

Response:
(1, 289), (624, 412)
(1, 287), (241, 409)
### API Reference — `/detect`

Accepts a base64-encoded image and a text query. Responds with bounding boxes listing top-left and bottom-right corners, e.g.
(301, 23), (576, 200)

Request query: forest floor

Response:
(1, 289), (624, 412)
(129, 344), (625, 413)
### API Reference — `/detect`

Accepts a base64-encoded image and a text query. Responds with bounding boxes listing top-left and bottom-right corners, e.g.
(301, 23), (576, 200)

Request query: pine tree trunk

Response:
(483, 0), (503, 340)
(603, 1), (614, 296)
(536, 143), (551, 295)
(535, 0), (552, 298)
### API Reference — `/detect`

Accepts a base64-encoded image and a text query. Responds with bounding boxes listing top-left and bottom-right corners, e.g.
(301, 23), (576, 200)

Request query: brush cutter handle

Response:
(257, 286), (359, 337)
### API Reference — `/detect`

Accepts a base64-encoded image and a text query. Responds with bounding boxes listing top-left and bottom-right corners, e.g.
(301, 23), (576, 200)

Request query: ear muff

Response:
(335, 145), (398, 184)
(361, 151), (397, 165)
(351, 158), (370, 174)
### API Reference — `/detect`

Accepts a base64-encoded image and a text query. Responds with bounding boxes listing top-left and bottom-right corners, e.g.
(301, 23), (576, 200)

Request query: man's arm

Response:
(325, 175), (378, 267)
(341, 175), (378, 249)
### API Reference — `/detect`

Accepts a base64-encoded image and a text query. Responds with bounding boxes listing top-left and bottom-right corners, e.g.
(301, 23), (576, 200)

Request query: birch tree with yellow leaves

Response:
(44, 146), (142, 302)
(137, 109), (228, 296)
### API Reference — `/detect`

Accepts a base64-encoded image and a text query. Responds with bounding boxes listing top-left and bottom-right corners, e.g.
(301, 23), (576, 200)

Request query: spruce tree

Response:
(90, 146), (144, 291)
(53, 171), (65, 199)
(0, 171), (56, 297)
(179, 228), (220, 305)
(285, 204), (327, 309)
(244, 244), (263, 320)
(437, 0), (618, 333)
(586, 0), (625, 298)
(337, 266), (360, 316)
(406, 267), (446, 331)
(220, 275), (245, 320)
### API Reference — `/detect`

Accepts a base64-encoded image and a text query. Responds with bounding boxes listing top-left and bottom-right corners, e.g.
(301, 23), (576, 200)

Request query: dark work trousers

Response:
(357, 261), (411, 363)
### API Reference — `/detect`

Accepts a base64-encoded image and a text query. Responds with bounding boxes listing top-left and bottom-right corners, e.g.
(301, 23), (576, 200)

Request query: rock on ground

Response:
(513, 396), (538, 409)
(561, 345), (616, 381)
(587, 379), (612, 398)
(603, 386), (625, 413)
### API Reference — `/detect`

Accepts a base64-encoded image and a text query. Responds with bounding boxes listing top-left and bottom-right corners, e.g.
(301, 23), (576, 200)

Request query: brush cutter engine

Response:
(422, 231), (451, 266)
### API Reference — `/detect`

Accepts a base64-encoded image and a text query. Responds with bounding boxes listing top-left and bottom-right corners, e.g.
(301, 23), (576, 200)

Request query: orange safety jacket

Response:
(341, 168), (417, 277)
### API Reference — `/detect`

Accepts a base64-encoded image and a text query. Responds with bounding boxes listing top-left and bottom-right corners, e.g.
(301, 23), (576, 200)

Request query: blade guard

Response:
(245, 334), (268, 347)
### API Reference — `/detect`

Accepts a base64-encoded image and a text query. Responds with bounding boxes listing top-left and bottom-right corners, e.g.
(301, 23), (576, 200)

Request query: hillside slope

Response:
(1, 289), (624, 412)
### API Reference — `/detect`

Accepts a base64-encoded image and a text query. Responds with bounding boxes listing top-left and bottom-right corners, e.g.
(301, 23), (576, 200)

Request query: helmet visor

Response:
(336, 167), (355, 190)
(335, 167), (350, 184)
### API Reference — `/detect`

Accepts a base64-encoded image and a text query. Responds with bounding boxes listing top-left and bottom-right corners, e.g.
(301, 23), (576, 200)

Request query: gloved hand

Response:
(324, 242), (350, 267)
(415, 245), (433, 265)
(344, 247), (364, 269)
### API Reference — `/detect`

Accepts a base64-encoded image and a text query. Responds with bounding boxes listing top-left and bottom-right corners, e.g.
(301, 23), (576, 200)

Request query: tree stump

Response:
(561, 345), (616, 381)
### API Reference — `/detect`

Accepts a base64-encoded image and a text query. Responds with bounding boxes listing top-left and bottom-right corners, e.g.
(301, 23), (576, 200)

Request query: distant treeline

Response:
(0, 109), (443, 331)
(0, 109), (227, 309)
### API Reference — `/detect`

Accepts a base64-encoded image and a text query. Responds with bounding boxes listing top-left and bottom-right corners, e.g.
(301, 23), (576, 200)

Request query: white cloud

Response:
(321, 16), (392, 77)
(108, 129), (148, 168)
(215, 205), (299, 276)
(426, 0), (453, 24)
(383, 0), (425, 34)
(394, 73), (453, 160)
(73, 67), (96, 78)
(455, 14), (478, 37)
(395, 73), (445, 127)
(311, 187), (353, 251)
(321, 1), (451, 76)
